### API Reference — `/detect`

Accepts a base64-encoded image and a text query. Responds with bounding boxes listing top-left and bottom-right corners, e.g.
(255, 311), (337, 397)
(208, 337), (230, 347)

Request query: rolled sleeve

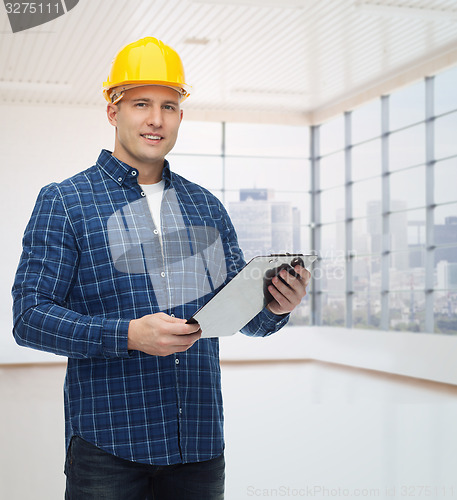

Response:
(240, 307), (290, 337)
(102, 318), (131, 358)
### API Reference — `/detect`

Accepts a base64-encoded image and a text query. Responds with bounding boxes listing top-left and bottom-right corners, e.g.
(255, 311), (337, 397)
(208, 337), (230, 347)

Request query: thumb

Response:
(162, 314), (187, 324)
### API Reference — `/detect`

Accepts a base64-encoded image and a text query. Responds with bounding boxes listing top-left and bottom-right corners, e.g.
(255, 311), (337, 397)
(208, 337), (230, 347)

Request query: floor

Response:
(1, 360), (457, 499)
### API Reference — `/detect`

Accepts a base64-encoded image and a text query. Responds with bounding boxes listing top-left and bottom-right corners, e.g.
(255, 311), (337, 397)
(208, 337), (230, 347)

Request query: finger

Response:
(171, 329), (202, 348)
(281, 267), (310, 292)
(161, 314), (188, 324)
(268, 283), (292, 308)
(172, 322), (201, 335)
(275, 270), (305, 296)
(295, 266), (311, 285)
(160, 314), (201, 335)
(273, 271), (308, 305)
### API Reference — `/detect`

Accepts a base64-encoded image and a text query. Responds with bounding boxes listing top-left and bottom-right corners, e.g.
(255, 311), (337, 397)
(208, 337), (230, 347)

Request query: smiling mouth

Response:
(141, 134), (163, 141)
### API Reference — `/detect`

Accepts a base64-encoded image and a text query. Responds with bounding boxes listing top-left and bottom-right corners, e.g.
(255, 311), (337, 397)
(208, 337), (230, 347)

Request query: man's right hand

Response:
(127, 313), (202, 357)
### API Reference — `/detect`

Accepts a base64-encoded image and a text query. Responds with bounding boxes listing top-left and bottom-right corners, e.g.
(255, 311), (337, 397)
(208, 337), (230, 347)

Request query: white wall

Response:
(1, 359), (457, 500)
(1, 103), (113, 363)
(0, 364), (66, 498)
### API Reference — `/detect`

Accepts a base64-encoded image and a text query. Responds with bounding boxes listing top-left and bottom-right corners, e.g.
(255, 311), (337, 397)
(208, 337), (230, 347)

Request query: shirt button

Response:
(153, 229), (159, 235)
(179, 408), (183, 415)
(117, 177), (123, 182)
(141, 191), (146, 197)
(160, 271), (166, 278)
(171, 313), (175, 318)
(175, 358), (180, 365)
(131, 170), (137, 176)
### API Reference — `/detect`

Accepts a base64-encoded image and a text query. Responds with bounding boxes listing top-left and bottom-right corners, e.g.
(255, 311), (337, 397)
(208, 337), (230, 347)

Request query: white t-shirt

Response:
(140, 180), (165, 238)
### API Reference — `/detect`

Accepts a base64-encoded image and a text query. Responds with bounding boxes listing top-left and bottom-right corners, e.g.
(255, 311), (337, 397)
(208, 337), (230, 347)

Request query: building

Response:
(229, 189), (301, 260)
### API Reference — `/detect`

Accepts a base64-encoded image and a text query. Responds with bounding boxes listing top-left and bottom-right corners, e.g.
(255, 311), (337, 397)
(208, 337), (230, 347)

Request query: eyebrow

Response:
(130, 97), (180, 106)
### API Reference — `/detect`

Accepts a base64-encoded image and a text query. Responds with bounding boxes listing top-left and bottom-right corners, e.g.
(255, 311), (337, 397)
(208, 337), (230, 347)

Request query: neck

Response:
(111, 150), (164, 184)
(136, 167), (163, 184)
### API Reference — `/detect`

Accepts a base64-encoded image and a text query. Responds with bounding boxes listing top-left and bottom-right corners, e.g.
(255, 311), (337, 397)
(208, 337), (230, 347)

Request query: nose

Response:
(147, 105), (163, 128)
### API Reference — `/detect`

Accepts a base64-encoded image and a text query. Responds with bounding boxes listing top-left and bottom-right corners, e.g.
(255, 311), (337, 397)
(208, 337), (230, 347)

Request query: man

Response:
(12, 37), (310, 499)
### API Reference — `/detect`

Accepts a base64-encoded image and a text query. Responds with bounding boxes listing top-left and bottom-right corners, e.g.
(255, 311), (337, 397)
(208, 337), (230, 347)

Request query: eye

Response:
(135, 102), (147, 108)
(163, 104), (177, 111)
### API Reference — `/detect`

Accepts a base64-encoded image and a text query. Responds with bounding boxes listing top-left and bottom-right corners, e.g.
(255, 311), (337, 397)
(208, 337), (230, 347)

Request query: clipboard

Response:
(187, 253), (317, 338)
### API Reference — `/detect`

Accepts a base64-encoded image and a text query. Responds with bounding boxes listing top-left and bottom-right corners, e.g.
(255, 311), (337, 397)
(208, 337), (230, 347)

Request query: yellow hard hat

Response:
(103, 37), (191, 103)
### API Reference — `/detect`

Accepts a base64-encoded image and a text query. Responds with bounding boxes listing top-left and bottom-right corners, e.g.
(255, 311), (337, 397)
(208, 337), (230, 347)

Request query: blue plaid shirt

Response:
(12, 149), (289, 465)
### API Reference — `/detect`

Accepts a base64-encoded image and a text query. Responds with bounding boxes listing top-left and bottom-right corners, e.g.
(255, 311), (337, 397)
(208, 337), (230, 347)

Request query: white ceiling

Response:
(1, 0), (457, 124)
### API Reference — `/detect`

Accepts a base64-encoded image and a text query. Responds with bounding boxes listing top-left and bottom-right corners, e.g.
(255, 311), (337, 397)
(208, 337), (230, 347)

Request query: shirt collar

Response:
(97, 149), (173, 187)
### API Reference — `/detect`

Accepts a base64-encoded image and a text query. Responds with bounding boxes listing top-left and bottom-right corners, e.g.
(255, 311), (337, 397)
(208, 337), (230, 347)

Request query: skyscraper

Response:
(229, 189), (301, 260)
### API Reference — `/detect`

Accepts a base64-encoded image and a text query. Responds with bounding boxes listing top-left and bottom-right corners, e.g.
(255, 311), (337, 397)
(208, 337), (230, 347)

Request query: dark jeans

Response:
(64, 436), (225, 500)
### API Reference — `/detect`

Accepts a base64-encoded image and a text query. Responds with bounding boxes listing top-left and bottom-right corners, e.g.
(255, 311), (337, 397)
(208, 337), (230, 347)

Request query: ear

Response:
(107, 103), (118, 127)
(180, 109), (183, 123)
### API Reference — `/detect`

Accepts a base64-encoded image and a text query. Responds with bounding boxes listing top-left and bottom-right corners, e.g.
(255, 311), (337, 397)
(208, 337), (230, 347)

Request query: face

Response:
(107, 85), (183, 173)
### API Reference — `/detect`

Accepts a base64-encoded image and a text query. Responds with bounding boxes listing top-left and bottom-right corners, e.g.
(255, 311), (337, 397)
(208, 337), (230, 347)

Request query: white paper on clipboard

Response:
(187, 253), (317, 338)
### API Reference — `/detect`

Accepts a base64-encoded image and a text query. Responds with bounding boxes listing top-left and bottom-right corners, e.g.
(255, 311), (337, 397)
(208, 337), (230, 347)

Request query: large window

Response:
(313, 67), (457, 334)
(169, 65), (457, 335)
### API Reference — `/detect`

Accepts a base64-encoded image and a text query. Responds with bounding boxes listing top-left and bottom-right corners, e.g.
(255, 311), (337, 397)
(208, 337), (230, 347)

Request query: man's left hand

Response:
(266, 265), (311, 316)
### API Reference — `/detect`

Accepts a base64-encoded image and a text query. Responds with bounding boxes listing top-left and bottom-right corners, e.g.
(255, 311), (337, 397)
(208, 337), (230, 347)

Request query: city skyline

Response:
(229, 187), (456, 332)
